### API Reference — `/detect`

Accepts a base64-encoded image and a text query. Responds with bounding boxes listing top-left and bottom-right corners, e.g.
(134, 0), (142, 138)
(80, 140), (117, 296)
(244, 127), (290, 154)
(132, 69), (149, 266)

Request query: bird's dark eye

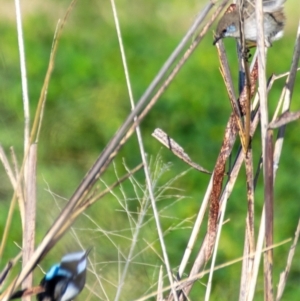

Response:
(222, 29), (227, 33)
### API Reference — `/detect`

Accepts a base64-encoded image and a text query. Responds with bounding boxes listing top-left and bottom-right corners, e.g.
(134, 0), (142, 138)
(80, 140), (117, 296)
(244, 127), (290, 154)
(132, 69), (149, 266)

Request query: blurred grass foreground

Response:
(0, 0), (300, 301)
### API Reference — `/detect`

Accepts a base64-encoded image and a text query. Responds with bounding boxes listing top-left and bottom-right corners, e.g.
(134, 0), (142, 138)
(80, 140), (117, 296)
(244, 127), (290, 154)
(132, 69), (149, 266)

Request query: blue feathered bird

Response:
(36, 249), (90, 301)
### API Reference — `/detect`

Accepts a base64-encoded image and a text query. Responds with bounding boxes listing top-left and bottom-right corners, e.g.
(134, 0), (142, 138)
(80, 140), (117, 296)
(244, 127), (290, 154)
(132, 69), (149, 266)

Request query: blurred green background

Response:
(0, 0), (300, 300)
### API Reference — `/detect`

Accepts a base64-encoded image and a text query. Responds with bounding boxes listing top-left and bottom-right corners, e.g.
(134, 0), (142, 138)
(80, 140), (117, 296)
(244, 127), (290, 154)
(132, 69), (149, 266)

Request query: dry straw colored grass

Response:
(0, 0), (300, 301)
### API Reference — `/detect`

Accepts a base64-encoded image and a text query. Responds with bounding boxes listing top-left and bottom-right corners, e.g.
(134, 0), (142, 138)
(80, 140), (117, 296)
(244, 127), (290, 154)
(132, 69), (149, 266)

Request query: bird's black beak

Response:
(85, 247), (92, 257)
(213, 35), (222, 45)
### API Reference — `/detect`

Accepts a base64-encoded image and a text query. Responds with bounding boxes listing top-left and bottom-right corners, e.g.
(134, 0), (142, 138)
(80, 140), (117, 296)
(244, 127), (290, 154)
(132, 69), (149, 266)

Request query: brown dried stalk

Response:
(166, 41), (260, 301)
(152, 128), (211, 174)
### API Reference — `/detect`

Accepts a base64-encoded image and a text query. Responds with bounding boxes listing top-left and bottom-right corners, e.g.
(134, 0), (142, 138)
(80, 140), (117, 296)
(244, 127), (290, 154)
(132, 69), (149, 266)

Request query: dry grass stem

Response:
(152, 128), (211, 174)
(276, 219), (300, 300)
(1, 2), (299, 301)
(22, 144), (37, 293)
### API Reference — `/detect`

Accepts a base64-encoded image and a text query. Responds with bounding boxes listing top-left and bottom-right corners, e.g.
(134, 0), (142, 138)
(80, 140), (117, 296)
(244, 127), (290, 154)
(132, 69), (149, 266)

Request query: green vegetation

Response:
(0, 0), (299, 300)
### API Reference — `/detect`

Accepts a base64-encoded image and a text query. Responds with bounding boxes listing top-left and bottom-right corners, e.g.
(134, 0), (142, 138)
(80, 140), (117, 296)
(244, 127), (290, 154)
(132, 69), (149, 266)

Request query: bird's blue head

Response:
(37, 249), (90, 301)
